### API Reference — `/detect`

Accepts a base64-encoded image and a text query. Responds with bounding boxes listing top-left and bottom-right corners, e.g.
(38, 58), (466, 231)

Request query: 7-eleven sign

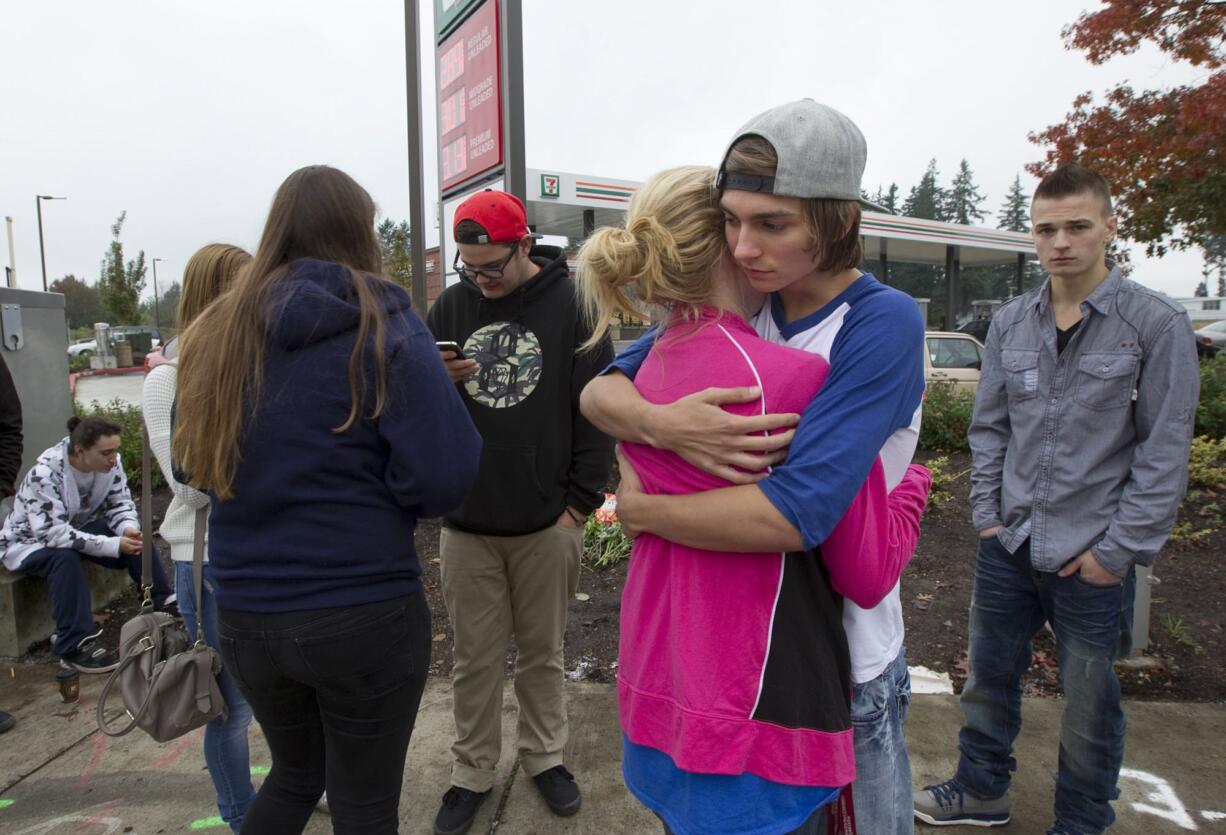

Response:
(540, 173), (560, 198)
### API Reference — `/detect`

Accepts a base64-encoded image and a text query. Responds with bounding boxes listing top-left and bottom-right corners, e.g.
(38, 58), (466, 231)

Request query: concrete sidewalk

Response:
(0, 662), (1222, 834)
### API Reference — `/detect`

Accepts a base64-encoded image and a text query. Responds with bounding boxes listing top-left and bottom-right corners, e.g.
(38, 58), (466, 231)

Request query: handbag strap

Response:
(139, 424), (154, 609)
(191, 506), (207, 644)
(139, 419), (208, 639)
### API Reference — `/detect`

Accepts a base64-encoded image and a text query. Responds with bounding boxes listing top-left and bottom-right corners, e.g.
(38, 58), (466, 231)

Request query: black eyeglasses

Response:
(454, 247), (516, 281)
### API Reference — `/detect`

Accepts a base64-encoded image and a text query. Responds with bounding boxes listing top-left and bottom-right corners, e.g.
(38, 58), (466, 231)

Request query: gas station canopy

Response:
(522, 167), (1035, 267)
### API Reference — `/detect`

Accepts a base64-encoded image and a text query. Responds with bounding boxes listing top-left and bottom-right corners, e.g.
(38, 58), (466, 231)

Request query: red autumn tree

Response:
(1028, 0), (1226, 256)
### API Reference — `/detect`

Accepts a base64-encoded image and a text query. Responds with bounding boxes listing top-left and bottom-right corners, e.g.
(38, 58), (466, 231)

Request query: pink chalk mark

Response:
(75, 734), (109, 789)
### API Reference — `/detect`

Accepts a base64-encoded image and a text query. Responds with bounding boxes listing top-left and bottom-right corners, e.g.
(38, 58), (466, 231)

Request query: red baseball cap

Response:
(453, 189), (532, 245)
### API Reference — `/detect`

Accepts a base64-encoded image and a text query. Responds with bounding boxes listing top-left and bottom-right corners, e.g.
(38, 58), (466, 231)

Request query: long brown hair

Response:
(173, 165), (390, 498)
(177, 244), (251, 331)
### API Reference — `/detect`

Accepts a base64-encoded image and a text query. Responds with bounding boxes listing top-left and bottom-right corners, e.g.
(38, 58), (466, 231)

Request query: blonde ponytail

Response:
(576, 165), (724, 351)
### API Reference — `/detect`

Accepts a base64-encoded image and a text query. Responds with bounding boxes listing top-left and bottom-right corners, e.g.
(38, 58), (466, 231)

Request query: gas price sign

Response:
(436, 0), (502, 193)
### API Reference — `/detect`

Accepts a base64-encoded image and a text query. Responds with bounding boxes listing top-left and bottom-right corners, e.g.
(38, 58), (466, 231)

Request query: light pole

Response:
(35, 194), (67, 292)
(151, 257), (163, 329)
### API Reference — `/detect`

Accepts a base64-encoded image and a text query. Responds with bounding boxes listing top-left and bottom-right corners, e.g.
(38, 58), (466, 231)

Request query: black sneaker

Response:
(433, 786), (489, 835)
(532, 765), (581, 816)
(0, 710), (14, 734)
(65, 642), (119, 674)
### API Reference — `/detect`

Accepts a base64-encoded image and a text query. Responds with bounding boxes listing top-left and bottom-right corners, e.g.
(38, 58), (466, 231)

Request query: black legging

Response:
(219, 592), (431, 834)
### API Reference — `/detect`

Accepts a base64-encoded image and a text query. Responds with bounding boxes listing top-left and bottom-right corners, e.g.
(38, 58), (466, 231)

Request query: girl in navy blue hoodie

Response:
(173, 165), (481, 834)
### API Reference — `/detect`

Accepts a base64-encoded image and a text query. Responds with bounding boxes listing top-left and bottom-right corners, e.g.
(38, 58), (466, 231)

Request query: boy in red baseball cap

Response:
(426, 189), (614, 835)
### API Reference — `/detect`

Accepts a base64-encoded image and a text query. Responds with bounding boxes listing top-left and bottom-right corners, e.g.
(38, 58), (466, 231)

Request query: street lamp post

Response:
(35, 194), (67, 292)
(151, 257), (163, 329)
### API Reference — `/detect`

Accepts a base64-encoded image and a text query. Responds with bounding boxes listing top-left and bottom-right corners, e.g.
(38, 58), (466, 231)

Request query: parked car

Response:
(66, 325), (162, 358)
(925, 331), (984, 392)
(1193, 320), (1226, 359)
(67, 338), (99, 358)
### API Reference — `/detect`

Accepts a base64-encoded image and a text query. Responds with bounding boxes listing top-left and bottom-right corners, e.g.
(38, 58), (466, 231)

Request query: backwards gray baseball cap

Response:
(716, 99), (867, 201)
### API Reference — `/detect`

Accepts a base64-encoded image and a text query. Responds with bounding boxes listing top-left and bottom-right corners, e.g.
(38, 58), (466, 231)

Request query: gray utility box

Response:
(0, 287), (130, 658)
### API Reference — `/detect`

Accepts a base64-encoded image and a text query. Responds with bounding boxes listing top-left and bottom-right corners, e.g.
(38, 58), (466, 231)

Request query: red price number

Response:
(439, 40), (465, 89)
(441, 136), (468, 180)
(439, 89), (466, 135)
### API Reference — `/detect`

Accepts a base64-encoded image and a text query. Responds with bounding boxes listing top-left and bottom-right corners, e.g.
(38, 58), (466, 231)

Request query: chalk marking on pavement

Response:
(1203, 811), (1226, 822)
(0, 799), (14, 810)
(10, 814), (123, 834)
(74, 733), (108, 789)
(12, 800), (124, 834)
(189, 815), (227, 829)
(250, 765), (271, 775)
(154, 726), (204, 769)
(1120, 768), (1198, 830)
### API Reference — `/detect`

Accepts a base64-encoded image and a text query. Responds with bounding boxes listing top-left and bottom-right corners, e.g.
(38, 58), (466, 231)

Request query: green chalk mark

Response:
(0, 799), (15, 810)
(189, 816), (225, 830)
(250, 765), (271, 775)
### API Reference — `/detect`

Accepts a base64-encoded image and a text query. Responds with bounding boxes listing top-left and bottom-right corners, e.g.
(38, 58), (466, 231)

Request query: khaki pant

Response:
(440, 523), (582, 792)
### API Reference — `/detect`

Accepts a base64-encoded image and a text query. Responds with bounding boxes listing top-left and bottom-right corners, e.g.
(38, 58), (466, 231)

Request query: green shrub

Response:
(74, 398), (164, 490)
(919, 382), (975, 451)
(1186, 435), (1226, 490)
(1196, 355), (1226, 440)
(68, 353), (92, 373)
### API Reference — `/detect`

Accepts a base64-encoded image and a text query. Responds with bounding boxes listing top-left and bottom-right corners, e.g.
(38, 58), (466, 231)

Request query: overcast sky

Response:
(2, 0), (1210, 302)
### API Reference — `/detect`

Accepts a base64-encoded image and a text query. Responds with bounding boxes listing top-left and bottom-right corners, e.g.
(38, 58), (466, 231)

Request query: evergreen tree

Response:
(1195, 279), (1209, 297)
(97, 212), (146, 325)
(945, 159), (987, 226)
(869, 183), (900, 214)
(902, 160), (947, 221)
(997, 175), (1031, 233)
(377, 218), (412, 289)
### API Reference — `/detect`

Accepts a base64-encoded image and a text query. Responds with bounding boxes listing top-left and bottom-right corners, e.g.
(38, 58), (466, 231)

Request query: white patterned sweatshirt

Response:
(0, 438), (140, 571)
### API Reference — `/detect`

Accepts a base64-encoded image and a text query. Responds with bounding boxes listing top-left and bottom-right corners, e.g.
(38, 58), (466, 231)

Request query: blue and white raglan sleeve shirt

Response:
(755, 277), (925, 547)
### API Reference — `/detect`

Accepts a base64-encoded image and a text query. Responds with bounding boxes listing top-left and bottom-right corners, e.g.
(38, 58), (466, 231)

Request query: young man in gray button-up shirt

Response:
(914, 164), (1199, 835)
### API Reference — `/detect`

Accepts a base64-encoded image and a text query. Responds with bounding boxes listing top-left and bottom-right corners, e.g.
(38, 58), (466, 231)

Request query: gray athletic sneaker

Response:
(914, 778), (1010, 827)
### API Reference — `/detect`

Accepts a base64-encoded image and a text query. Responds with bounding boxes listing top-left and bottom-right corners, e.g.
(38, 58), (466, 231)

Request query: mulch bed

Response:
(902, 451), (1226, 702)
(19, 467), (1225, 703)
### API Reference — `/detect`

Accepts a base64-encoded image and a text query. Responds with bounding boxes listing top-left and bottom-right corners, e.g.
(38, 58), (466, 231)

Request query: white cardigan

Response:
(142, 360), (210, 563)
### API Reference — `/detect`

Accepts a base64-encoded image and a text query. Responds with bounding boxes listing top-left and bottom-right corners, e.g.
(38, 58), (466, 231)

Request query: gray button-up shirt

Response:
(968, 265), (1200, 576)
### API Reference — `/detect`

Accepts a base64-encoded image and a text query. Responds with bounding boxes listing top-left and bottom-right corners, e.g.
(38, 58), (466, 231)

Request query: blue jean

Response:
(956, 536), (1134, 834)
(20, 519), (172, 657)
(175, 561), (255, 833)
(849, 646), (913, 835)
(219, 592), (431, 835)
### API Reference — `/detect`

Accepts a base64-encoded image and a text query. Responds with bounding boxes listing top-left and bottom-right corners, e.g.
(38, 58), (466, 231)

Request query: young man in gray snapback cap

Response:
(583, 99), (928, 834)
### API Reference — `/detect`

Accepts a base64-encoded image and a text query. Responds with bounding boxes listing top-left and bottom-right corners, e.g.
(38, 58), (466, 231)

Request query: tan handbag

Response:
(95, 427), (226, 742)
